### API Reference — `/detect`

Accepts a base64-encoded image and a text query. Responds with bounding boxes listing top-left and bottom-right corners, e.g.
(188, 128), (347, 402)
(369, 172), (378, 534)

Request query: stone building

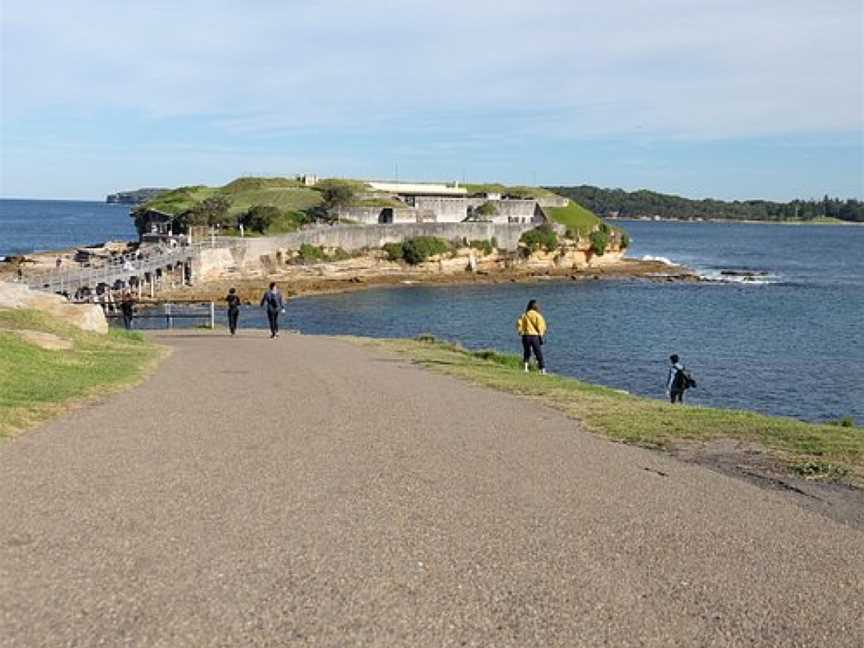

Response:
(338, 181), (553, 226)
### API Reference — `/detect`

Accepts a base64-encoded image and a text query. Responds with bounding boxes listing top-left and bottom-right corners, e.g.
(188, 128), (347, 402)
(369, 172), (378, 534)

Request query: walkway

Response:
(1, 332), (862, 647)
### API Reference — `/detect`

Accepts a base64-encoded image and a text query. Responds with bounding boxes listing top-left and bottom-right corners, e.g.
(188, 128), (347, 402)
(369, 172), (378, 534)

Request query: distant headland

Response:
(106, 188), (168, 205)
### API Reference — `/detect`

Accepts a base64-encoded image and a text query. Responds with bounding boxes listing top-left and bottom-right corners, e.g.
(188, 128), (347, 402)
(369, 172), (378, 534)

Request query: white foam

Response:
(699, 269), (780, 285)
(641, 255), (676, 266)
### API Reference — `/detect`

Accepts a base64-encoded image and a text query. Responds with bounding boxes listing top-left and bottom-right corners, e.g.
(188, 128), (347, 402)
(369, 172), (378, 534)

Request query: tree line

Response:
(546, 186), (864, 223)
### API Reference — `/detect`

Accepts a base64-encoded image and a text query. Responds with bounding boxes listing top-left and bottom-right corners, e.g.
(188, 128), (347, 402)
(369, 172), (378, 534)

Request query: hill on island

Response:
(548, 185), (864, 223)
(136, 177), (605, 236)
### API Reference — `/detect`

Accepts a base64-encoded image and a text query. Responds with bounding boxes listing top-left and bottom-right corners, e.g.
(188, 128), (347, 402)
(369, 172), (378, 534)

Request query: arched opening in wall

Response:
(379, 209), (394, 224)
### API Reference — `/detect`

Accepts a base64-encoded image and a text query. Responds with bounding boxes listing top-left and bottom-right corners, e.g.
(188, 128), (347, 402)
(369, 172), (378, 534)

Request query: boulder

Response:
(0, 282), (108, 334)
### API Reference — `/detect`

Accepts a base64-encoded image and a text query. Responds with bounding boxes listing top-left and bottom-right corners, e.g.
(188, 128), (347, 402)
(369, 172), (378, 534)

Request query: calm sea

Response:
(0, 199), (136, 258)
(1, 200), (861, 422)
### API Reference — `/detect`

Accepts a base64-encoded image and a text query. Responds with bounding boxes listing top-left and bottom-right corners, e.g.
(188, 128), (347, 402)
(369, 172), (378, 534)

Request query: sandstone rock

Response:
(0, 282), (108, 334)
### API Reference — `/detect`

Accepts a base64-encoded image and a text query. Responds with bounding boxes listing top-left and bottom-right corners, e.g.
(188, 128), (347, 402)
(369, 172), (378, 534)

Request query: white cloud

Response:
(2, 0), (861, 139)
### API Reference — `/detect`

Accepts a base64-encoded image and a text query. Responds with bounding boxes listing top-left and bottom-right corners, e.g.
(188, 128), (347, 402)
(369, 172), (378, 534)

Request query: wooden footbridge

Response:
(25, 243), (205, 298)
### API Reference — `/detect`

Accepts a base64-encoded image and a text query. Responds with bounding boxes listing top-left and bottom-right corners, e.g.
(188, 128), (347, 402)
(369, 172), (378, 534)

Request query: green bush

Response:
(474, 202), (498, 217)
(401, 237), (451, 265)
(590, 229), (609, 255)
(469, 239), (494, 255)
(297, 243), (326, 262)
(620, 231), (631, 249)
(490, 236), (498, 249)
(383, 242), (404, 261)
(519, 225), (558, 253)
(240, 204), (281, 234)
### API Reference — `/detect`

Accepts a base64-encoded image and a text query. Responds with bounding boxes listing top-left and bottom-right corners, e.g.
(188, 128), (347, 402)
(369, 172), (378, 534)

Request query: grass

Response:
(141, 177), (323, 217)
(546, 201), (604, 236)
(464, 183), (560, 199)
(0, 309), (164, 437)
(355, 336), (864, 483)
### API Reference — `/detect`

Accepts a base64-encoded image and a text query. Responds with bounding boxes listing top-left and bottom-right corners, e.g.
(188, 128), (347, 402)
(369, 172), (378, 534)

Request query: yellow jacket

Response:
(517, 310), (547, 336)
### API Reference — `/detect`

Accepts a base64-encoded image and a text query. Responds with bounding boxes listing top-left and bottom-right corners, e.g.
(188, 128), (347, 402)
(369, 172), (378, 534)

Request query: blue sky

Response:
(1, 0), (862, 201)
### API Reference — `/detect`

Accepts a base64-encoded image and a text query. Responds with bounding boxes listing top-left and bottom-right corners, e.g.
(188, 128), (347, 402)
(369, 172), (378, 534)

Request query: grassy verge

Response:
(545, 201), (603, 235)
(354, 336), (863, 483)
(0, 309), (165, 437)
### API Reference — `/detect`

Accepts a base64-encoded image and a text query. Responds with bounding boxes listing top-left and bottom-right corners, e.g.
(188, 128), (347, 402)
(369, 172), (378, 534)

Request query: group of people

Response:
(223, 282), (285, 338)
(223, 287), (695, 403)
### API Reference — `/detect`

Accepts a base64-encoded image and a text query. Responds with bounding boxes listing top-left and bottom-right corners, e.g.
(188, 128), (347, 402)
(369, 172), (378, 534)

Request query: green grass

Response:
(0, 309), (164, 437)
(140, 177), (323, 217)
(464, 183), (560, 199)
(355, 336), (864, 483)
(545, 201), (604, 236)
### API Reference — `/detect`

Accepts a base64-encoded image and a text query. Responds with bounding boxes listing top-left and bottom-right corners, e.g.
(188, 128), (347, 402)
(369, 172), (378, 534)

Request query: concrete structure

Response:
(367, 181), (466, 195)
(340, 181), (554, 226)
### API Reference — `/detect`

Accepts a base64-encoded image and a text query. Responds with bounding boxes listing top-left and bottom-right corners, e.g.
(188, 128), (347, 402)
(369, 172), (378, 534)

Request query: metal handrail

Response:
(24, 241), (212, 293)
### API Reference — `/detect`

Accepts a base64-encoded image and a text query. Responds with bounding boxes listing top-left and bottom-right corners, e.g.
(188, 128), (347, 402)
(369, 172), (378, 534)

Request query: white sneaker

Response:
(540, 368), (547, 375)
(523, 363), (529, 373)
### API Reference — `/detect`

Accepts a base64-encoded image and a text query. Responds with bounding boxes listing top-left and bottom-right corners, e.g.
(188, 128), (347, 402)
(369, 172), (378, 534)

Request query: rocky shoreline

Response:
(158, 256), (698, 303)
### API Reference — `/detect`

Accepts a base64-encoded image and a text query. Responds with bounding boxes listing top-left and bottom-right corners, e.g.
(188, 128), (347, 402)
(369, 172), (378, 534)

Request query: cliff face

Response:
(106, 188), (169, 205)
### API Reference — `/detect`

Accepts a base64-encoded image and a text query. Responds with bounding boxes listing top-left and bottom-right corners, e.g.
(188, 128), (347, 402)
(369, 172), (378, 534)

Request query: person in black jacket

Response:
(259, 282), (285, 338)
(226, 287), (241, 335)
(120, 291), (135, 330)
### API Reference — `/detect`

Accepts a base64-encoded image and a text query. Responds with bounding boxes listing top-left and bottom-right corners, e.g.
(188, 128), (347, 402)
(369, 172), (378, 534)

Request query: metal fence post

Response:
(209, 301), (215, 329)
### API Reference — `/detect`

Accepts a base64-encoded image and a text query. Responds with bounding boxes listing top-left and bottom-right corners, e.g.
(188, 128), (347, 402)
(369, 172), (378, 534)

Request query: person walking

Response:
(226, 287), (241, 336)
(120, 291), (135, 330)
(260, 282), (285, 339)
(666, 353), (692, 403)
(516, 299), (548, 374)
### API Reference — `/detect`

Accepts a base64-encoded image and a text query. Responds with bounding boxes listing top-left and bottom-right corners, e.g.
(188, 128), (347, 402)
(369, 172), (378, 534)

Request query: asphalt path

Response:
(1, 331), (862, 647)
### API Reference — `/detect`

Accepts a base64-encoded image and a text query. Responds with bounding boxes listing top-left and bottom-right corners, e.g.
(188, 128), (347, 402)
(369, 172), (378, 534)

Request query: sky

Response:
(1, 0), (862, 201)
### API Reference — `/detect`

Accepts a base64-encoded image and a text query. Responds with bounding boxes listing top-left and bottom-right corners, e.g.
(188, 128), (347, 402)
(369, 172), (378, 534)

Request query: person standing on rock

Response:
(517, 299), (548, 374)
(226, 287), (241, 336)
(260, 282), (285, 339)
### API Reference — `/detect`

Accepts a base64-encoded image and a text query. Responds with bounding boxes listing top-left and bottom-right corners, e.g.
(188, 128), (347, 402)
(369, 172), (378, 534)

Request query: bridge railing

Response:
(24, 242), (208, 294)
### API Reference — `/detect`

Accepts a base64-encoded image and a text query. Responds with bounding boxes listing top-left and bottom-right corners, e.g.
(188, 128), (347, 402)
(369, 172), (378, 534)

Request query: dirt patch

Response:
(4, 329), (73, 350)
(671, 439), (864, 530)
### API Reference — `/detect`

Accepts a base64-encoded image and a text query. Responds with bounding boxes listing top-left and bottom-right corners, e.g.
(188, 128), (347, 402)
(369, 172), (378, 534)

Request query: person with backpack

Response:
(225, 287), (241, 336)
(260, 282), (285, 338)
(666, 353), (695, 403)
(516, 299), (548, 374)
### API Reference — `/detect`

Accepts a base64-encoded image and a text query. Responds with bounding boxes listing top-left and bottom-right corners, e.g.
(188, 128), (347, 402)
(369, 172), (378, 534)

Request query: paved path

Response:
(1, 332), (862, 647)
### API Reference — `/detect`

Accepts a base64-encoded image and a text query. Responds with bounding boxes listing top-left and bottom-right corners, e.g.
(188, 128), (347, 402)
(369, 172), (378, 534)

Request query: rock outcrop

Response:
(0, 282), (108, 334)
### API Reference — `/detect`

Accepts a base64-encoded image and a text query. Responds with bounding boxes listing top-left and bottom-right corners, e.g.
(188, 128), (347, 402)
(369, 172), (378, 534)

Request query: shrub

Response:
(401, 237), (451, 265)
(469, 239), (494, 255)
(590, 229), (609, 255)
(564, 227), (581, 241)
(490, 236), (498, 249)
(240, 204), (281, 234)
(297, 243), (326, 262)
(383, 242), (404, 261)
(519, 225), (558, 252)
(829, 416), (856, 428)
(475, 202), (498, 217)
(620, 232), (631, 249)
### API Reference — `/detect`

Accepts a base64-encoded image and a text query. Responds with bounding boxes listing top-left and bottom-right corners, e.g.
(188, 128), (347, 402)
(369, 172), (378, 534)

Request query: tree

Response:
(240, 205), (281, 234)
(180, 196), (233, 229)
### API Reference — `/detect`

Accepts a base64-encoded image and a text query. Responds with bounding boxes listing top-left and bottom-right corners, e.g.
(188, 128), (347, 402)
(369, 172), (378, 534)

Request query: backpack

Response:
(673, 367), (696, 390)
(266, 292), (279, 309)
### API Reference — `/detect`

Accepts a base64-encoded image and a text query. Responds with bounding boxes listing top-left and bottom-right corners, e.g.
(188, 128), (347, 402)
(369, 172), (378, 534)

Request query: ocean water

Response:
(0, 199), (136, 257)
(277, 220), (862, 423)
(2, 201), (861, 423)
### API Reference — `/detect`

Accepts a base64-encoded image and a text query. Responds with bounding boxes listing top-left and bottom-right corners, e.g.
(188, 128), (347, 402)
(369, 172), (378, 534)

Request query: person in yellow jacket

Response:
(516, 299), (548, 374)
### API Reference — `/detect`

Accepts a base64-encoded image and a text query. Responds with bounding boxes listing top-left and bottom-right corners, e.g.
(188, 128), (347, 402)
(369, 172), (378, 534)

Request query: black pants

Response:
(266, 309), (280, 337)
(521, 335), (544, 369)
(228, 308), (239, 334)
(122, 313), (133, 330)
(670, 389), (684, 404)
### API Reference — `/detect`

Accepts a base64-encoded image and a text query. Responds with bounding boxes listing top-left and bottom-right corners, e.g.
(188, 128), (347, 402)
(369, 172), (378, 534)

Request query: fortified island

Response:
(8, 176), (681, 303)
